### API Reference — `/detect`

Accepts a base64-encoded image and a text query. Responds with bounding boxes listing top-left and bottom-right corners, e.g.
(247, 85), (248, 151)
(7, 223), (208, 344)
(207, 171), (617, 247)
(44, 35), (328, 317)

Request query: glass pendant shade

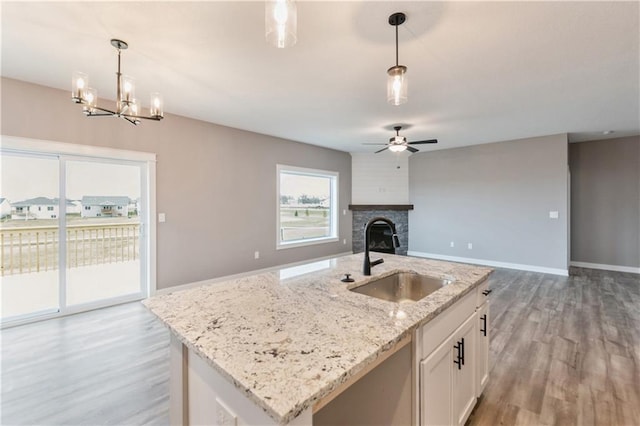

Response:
(266, 0), (297, 48)
(389, 144), (407, 153)
(82, 87), (97, 114)
(72, 71), (88, 102)
(120, 75), (136, 103)
(150, 92), (163, 118)
(387, 65), (408, 106)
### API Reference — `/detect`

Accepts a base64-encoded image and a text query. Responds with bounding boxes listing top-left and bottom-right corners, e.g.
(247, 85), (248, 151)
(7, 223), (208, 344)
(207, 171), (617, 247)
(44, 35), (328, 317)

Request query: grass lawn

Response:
(280, 207), (330, 241)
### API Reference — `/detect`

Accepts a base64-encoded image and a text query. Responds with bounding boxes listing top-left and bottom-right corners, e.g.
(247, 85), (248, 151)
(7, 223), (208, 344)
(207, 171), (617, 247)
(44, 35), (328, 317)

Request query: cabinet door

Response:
(420, 338), (453, 426)
(452, 314), (477, 426)
(476, 301), (490, 397)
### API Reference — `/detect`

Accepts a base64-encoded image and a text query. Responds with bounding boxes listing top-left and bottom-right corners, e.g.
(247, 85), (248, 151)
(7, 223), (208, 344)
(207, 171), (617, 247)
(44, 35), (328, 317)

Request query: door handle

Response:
(480, 314), (487, 336)
(460, 337), (465, 366)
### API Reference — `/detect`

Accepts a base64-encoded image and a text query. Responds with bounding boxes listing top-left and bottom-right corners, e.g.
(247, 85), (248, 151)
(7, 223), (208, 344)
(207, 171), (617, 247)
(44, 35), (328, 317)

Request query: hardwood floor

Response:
(1, 302), (170, 425)
(468, 267), (640, 426)
(1, 267), (638, 425)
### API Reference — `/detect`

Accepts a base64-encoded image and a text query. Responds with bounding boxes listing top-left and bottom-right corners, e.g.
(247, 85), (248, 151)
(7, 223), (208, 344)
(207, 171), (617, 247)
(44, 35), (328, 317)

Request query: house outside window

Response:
(47, 206), (54, 211)
(277, 165), (338, 249)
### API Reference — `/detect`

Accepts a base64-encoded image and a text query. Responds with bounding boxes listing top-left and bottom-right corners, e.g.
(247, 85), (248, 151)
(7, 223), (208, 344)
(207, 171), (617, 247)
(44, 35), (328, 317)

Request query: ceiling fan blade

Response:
(406, 146), (419, 153)
(362, 143), (388, 145)
(408, 139), (438, 145)
(375, 146), (389, 153)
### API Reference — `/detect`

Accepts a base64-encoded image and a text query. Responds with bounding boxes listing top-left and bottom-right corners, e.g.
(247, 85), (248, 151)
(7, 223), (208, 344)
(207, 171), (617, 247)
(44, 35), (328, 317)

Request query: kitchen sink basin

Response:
(350, 272), (452, 303)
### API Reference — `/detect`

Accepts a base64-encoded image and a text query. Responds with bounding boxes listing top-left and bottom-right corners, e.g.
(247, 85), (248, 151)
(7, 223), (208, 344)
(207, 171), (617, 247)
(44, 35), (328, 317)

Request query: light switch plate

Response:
(158, 213), (166, 223)
(549, 211), (559, 219)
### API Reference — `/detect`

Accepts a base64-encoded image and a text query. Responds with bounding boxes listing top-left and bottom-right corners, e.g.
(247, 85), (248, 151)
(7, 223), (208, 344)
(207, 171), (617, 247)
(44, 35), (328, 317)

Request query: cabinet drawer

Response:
(476, 279), (490, 307)
(420, 290), (475, 358)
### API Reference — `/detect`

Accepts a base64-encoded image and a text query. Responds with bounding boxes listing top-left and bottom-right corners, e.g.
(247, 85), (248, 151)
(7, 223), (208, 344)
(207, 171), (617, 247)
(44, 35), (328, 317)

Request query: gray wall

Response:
(570, 136), (640, 267)
(1, 77), (352, 289)
(408, 134), (569, 271)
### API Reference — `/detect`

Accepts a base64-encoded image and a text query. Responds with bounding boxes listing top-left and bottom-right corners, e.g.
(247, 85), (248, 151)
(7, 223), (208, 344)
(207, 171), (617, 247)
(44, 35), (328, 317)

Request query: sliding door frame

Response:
(1, 136), (157, 328)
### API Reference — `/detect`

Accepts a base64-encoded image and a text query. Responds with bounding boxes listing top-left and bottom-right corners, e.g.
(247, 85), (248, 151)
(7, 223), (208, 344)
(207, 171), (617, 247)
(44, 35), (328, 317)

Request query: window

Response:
(277, 165), (338, 249)
(47, 206), (54, 211)
(84, 206), (90, 210)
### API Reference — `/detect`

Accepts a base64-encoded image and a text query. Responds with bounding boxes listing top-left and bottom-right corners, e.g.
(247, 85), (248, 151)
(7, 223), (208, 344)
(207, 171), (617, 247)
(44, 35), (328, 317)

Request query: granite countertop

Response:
(143, 253), (492, 424)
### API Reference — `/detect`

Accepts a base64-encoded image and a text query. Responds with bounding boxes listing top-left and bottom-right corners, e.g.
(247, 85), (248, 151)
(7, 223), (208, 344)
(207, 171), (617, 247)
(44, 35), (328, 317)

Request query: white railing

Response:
(0, 223), (139, 276)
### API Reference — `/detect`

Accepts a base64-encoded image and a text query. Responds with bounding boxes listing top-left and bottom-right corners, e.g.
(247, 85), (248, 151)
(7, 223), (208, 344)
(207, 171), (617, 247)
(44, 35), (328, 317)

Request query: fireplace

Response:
(350, 204), (412, 256)
(368, 223), (397, 254)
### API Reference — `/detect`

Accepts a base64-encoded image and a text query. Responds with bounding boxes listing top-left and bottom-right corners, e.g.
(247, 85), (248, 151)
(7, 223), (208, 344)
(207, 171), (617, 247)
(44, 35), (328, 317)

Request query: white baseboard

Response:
(154, 251), (353, 296)
(570, 261), (640, 274)
(407, 251), (569, 276)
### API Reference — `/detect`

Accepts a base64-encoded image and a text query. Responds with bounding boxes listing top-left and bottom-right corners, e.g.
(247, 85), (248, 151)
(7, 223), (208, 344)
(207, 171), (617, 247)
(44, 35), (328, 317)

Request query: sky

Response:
(1, 154), (140, 202)
(280, 173), (330, 199)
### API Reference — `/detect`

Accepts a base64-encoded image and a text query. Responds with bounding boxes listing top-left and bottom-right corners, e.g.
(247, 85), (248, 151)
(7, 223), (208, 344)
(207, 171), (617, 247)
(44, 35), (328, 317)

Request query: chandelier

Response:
(72, 39), (164, 125)
(387, 12), (408, 106)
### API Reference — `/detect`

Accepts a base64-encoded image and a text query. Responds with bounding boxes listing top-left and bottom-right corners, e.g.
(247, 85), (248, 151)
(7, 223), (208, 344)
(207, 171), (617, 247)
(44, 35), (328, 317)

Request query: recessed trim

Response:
(348, 204), (414, 211)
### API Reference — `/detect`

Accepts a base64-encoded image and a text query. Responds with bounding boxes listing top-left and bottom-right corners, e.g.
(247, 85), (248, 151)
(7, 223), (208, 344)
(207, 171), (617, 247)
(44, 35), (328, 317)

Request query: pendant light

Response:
(387, 12), (408, 106)
(265, 0), (297, 48)
(71, 39), (163, 125)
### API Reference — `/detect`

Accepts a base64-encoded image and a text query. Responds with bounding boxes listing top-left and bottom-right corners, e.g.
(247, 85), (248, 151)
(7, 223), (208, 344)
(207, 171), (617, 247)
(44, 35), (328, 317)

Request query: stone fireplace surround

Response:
(349, 204), (413, 256)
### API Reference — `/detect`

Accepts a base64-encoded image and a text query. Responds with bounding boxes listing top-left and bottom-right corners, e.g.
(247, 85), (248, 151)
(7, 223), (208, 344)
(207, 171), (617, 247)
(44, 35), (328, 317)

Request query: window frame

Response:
(276, 164), (339, 250)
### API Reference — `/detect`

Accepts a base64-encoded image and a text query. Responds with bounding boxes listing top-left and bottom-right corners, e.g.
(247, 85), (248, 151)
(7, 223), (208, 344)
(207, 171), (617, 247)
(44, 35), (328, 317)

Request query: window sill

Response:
(277, 236), (339, 250)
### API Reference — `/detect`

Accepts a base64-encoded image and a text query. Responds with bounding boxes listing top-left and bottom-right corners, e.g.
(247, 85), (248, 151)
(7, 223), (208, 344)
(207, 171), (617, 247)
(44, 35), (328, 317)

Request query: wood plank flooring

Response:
(467, 267), (640, 426)
(1, 302), (170, 425)
(1, 267), (638, 425)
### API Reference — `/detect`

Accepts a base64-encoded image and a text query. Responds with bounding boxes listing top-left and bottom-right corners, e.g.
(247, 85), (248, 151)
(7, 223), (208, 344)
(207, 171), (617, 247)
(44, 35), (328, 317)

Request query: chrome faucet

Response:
(363, 217), (401, 276)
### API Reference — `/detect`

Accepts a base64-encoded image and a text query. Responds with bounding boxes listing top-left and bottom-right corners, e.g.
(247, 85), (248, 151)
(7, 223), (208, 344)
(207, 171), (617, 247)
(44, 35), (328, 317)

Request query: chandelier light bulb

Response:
(72, 71), (88, 101)
(150, 92), (164, 118)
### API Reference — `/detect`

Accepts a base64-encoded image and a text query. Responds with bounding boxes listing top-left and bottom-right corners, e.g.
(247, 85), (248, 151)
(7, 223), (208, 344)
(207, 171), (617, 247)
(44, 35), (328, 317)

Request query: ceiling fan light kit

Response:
(387, 12), (408, 106)
(71, 39), (164, 126)
(266, 0), (297, 48)
(366, 126), (438, 154)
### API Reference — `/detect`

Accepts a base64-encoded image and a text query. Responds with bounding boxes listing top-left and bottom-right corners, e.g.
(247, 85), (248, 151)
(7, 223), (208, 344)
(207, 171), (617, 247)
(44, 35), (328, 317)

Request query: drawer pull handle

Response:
(453, 340), (463, 370)
(482, 289), (492, 296)
(480, 314), (487, 336)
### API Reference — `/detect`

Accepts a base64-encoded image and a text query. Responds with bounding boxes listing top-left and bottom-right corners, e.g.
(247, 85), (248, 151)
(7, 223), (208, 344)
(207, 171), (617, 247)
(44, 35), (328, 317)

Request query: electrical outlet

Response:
(549, 211), (559, 219)
(450, 241), (455, 248)
(343, 239), (347, 245)
(254, 251), (259, 259)
(467, 243), (473, 250)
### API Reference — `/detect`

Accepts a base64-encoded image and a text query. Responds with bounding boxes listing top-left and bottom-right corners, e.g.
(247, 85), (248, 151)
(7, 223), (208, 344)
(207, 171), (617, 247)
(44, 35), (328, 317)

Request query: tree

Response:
(298, 194), (321, 205)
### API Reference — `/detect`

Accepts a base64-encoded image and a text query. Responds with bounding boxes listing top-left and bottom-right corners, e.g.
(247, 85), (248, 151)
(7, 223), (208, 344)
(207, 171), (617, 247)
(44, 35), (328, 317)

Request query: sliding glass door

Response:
(64, 158), (145, 307)
(1, 140), (152, 326)
(1, 152), (61, 320)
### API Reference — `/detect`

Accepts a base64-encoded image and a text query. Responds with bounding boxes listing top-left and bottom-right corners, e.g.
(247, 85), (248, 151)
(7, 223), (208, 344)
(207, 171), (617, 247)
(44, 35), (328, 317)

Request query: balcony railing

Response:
(0, 223), (140, 276)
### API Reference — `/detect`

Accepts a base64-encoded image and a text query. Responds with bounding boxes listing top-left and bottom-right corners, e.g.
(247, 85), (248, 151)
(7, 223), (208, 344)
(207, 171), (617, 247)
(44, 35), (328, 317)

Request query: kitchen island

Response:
(143, 253), (492, 425)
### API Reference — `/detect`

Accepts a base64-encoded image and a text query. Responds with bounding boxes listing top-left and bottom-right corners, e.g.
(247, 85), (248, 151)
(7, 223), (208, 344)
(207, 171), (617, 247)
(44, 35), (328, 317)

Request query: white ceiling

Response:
(2, 1), (638, 153)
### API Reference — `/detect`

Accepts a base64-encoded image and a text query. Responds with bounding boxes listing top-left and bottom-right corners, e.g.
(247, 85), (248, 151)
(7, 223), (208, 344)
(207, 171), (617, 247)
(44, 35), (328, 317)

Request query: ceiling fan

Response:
(364, 126), (438, 153)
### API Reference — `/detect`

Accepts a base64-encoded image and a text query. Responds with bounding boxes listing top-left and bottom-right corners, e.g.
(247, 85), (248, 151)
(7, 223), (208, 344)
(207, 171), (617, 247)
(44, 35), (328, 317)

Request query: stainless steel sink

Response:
(350, 272), (452, 303)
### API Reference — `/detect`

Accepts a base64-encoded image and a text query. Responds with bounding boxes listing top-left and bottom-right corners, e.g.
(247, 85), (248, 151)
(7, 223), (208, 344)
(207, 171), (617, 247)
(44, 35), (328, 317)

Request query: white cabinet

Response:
(418, 280), (491, 426)
(476, 300), (490, 397)
(453, 316), (477, 425)
(420, 313), (476, 426)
